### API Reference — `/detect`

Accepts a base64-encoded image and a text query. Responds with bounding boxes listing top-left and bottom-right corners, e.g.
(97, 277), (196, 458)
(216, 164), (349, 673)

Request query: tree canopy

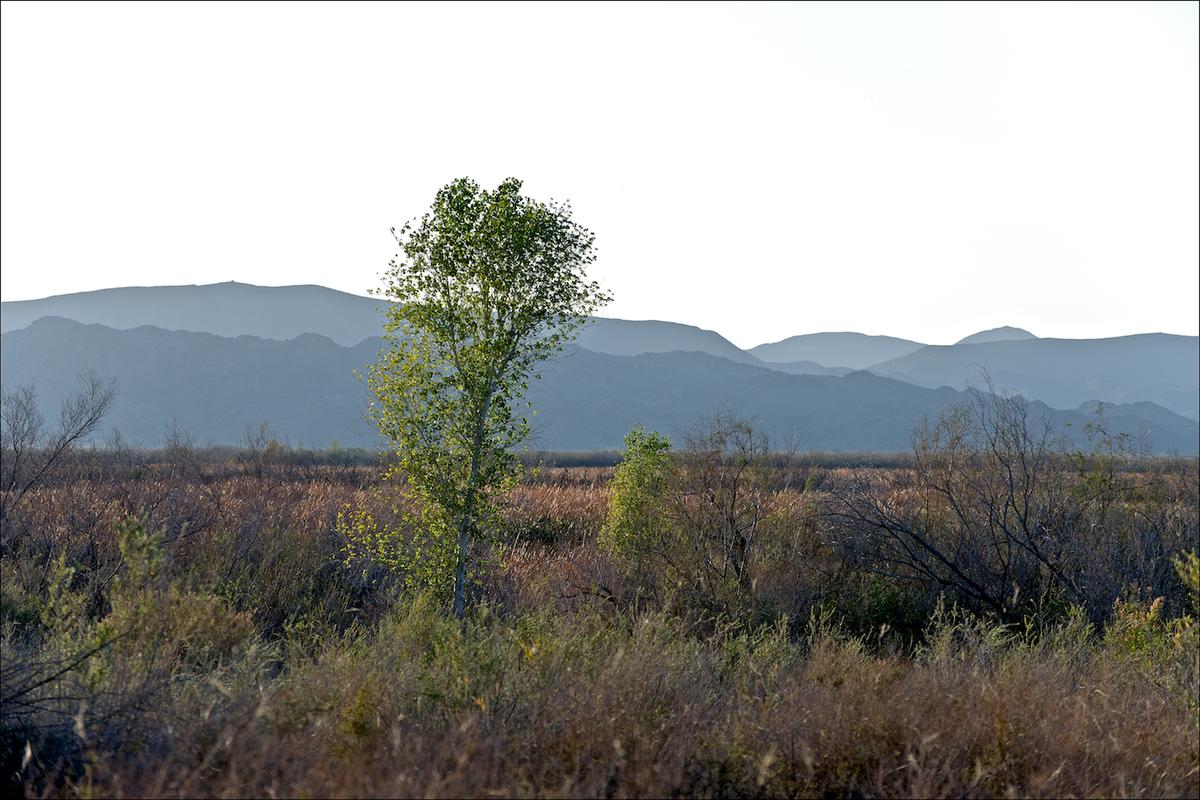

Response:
(366, 177), (611, 615)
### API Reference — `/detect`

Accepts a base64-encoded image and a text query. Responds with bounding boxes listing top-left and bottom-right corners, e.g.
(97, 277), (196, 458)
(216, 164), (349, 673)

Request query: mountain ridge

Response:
(3, 283), (1197, 423)
(0, 282), (765, 365)
(3, 317), (1196, 454)
(868, 334), (1199, 420)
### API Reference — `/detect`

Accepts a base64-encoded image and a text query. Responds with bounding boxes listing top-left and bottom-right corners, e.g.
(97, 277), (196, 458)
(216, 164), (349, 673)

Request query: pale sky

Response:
(1, 1), (1197, 347)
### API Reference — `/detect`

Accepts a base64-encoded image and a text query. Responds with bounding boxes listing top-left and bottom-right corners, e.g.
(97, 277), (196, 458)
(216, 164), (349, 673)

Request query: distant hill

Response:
(868, 334), (1200, 420)
(1, 282), (765, 365)
(3, 318), (1196, 453)
(4, 283), (1196, 425)
(0, 317), (382, 446)
(956, 326), (1037, 345)
(749, 332), (925, 369)
(756, 360), (853, 377)
(0, 282), (392, 346)
(575, 318), (763, 365)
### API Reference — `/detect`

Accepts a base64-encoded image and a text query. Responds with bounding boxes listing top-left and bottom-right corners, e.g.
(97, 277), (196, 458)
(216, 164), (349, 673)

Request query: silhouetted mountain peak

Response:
(956, 326), (1037, 345)
(23, 315), (82, 331)
(576, 317), (761, 364)
(749, 332), (926, 370)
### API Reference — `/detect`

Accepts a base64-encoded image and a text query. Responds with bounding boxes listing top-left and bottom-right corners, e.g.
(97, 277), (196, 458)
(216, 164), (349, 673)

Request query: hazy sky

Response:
(1, 1), (1197, 347)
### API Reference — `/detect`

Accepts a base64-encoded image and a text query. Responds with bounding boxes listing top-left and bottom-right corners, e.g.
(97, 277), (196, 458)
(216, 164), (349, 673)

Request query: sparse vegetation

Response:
(1, 400), (1197, 798)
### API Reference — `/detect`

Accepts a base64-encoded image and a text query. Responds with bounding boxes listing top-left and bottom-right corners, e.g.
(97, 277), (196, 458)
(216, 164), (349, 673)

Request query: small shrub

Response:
(597, 426), (673, 564)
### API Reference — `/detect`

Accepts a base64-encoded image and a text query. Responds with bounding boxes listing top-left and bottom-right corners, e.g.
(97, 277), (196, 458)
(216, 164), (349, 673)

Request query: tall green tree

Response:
(369, 177), (611, 617)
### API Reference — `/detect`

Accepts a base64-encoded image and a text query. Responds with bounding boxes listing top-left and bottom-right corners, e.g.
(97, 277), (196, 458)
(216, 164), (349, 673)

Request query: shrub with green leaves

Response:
(598, 426), (673, 566)
(1100, 552), (1200, 713)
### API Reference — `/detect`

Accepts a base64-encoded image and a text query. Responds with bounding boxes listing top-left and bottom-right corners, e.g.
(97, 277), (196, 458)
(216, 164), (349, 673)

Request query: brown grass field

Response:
(2, 438), (1198, 798)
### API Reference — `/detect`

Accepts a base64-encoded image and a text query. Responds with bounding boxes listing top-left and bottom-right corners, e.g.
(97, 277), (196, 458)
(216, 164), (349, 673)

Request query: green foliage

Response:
(96, 518), (257, 676)
(1176, 550), (1200, 618)
(1027, 605), (1095, 669)
(339, 504), (456, 598)
(114, 514), (165, 593)
(1104, 595), (1171, 661)
(41, 553), (88, 640)
(822, 574), (929, 646)
(606, 417), (808, 630)
(802, 607), (870, 687)
(918, 597), (1016, 669)
(598, 426), (673, 563)
(1100, 557), (1199, 714)
(367, 177), (611, 614)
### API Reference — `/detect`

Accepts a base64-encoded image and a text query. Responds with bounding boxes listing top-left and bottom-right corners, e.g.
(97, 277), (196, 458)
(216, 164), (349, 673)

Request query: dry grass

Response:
(2, 453), (1197, 798)
(47, 603), (1200, 799)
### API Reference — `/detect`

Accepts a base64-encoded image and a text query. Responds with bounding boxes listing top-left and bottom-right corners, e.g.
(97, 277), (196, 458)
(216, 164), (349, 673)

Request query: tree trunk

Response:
(453, 515), (470, 618)
(453, 386), (495, 619)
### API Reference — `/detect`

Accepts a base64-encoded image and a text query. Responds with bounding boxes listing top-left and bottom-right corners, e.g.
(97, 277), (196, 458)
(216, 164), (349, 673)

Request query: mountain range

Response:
(0, 282), (392, 346)
(868, 335), (1198, 420)
(1, 283), (1197, 452)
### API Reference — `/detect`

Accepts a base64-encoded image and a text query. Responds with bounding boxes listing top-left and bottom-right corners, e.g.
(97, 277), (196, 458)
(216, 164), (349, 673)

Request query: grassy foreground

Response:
(1, 444), (1198, 798)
